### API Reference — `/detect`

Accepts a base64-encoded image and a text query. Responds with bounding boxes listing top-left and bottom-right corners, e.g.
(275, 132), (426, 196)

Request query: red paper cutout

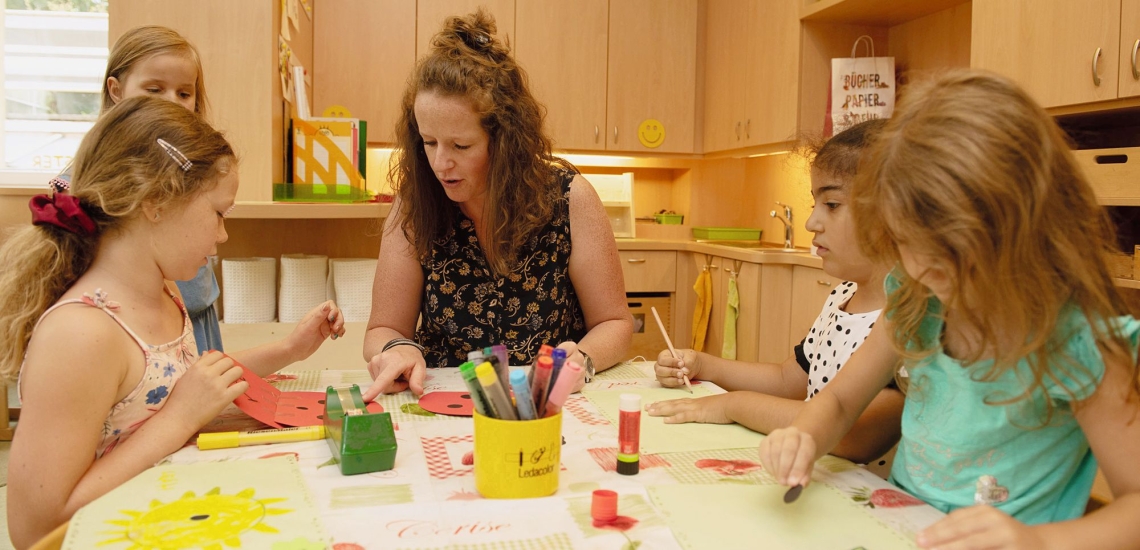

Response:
(418, 391), (474, 416)
(231, 358), (382, 428)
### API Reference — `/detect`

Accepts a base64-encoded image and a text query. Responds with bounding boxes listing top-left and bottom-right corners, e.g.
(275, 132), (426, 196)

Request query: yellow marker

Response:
(197, 425), (326, 450)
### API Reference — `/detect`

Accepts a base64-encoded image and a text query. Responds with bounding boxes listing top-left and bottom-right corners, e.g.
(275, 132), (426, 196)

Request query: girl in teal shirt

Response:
(759, 70), (1140, 550)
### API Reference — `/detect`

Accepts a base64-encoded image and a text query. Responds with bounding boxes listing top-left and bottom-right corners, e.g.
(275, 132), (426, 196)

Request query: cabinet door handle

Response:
(745, 119), (750, 139)
(594, 125), (600, 143)
(816, 280), (832, 287)
(613, 126), (618, 143)
(626, 258), (647, 264)
(735, 121), (741, 140)
(1092, 47), (1103, 86)
(1132, 39), (1139, 80)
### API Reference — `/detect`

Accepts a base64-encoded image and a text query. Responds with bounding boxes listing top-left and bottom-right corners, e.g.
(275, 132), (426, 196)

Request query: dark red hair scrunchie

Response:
(29, 193), (97, 237)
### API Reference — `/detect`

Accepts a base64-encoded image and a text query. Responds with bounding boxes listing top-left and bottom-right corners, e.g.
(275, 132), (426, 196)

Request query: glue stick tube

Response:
(544, 360), (582, 417)
(458, 361), (490, 417)
(617, 393), (641, 475)
(531, 355), (554, 413)
(476, 361), (518, 420)
(509, 370), (538, 420)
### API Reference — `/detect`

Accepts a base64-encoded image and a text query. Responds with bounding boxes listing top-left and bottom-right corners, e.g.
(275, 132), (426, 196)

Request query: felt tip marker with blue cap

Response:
(509, 370), (538, 420)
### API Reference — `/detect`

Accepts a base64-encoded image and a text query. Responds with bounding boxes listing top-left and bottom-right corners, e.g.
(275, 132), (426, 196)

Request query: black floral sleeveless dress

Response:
(415, 170), (588, 368)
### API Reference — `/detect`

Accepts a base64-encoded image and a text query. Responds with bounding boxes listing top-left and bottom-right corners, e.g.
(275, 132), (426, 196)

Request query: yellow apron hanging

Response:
(721, 261), (741, 359)
(690, 256), (714, 352)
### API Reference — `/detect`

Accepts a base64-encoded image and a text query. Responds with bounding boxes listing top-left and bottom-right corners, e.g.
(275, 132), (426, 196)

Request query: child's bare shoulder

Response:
(25, 301), (135, 377)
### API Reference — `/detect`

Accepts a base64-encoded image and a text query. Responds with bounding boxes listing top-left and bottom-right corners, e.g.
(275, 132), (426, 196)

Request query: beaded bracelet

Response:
(382, 337), (425, 354)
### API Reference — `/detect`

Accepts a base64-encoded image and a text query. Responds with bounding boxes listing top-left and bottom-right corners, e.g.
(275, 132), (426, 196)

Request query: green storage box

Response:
(691, 227), (763, 240)
(654, 213), (684, 224)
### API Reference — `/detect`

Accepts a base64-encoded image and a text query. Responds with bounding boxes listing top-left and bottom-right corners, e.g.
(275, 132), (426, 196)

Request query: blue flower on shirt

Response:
(163, 364), (176, 377)
(146, 386), (169, 405)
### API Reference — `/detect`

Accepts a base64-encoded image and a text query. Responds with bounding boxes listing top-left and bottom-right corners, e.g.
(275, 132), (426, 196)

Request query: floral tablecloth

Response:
(168, 362), (943, 549)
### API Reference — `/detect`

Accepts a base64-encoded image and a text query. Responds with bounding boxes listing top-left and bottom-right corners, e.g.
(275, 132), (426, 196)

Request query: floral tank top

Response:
(19, 287), (197, 459)
(416, 170), (587, 368)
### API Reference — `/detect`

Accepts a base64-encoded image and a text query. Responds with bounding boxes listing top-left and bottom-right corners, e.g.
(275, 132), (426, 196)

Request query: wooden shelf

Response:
(229, 201), (392, 219)
(1115, 278), (1140, 290)
(800, 0), (969, 26)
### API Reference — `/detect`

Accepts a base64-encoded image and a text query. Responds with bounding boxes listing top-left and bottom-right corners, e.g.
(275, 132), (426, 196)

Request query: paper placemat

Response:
(648, 483), (918, 550)
(582, 387), (764, 454)
(64, 456), (329, 549)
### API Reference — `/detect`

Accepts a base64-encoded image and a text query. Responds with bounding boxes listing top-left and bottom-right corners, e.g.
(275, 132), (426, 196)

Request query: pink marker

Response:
(544, 360), (582, 417)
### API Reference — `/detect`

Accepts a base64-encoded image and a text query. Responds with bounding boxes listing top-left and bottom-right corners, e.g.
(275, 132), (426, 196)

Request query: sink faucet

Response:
(770, 202), (794, 249)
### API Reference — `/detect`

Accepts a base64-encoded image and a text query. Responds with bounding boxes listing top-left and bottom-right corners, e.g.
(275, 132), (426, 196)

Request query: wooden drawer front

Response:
(620, 251), (677, 293)
(1074, 147), (1140, 206)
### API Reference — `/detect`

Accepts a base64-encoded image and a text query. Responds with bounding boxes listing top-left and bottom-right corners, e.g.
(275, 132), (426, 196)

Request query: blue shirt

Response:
(885, 272), (1138, 524)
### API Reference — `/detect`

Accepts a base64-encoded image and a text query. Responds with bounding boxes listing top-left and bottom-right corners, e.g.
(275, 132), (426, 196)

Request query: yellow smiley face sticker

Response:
(638, 119), (665, 148)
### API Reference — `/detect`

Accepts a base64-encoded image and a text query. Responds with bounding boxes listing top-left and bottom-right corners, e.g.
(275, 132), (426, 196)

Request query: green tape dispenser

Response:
(323, 384), (397, 475)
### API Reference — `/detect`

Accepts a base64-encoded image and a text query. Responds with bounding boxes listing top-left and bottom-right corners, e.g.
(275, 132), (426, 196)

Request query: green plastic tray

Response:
(691, 227), (762, 240)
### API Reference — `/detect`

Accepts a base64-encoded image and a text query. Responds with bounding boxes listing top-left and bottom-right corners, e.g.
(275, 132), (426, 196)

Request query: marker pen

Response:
(486, 351), (510, 395)
(458, 361), (490, 417)
(544, 360), (582, 417)
(531, 355), (554, 413)
(467, 350), (485, 366)
(197, 425), (326, 450)
(528, 344), (554, 387)
(549, 348), (568, 395)
(509, 370), (537, 420)
(476, 361), (517, 420)
(617, 393), (641, 475)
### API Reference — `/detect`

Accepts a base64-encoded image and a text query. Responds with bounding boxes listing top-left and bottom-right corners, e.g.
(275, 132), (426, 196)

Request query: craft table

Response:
(165, 362), (944, 549)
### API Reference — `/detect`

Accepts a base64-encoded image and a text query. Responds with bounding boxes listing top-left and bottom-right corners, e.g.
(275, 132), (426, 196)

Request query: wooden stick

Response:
(650, 306), (692, 393)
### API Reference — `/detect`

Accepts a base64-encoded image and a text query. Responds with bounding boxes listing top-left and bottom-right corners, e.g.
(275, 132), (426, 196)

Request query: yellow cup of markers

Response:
(473, 410), (563, 498)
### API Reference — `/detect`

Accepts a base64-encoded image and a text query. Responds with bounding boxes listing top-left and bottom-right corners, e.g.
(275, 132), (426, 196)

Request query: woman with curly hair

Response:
(362, 10), (632, 400)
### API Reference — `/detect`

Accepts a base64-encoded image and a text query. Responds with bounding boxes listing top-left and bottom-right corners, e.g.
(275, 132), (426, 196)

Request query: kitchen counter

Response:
(615, 238), (822, 267)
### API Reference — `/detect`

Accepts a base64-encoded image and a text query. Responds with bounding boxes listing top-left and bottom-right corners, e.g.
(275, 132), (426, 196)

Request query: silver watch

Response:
(581, 351), (596, 384)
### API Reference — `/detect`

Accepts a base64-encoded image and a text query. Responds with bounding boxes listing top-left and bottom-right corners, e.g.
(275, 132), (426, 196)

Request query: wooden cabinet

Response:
(620, 251), (678, 293)
(607, 0), (698, 153)
(515, 0), (609, 151)
(516, 0), (698, 153)
(703, 0), (800, 153)
(314, 0), (415, 144)
(416, 0), (515, 59)
(1120, 0), (1140, 98)
(788, 265), (844, 353)
(971, 0), (1122, 108)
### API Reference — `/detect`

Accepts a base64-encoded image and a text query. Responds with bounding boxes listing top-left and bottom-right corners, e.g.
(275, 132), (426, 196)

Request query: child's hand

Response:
(654, 348), (699, 388)
(286, 300), (346, 361)
(757, 426), (816, 487)
(363, 345), (426, 401)
(646, 395), (731, 424)
(917, 505), (1044, 549)
(164, 351), (248, 431)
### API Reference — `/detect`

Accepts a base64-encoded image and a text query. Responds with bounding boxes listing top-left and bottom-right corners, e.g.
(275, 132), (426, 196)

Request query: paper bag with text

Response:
(826, 55), (895, 136)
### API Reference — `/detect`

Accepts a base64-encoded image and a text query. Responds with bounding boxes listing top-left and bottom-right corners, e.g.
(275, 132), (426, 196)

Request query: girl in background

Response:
(650, 119), (903, 472)
(50, 26), (223, 353)
(3, 97), (345, 548)
(760, 70), (1140, 549)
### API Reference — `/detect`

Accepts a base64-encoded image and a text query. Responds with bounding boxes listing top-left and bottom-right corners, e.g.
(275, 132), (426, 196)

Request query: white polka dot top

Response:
(801, 282), (881, 400)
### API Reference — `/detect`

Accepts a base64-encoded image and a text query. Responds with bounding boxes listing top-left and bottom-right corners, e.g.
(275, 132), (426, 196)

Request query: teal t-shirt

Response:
(884, 271), (1139, 524)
